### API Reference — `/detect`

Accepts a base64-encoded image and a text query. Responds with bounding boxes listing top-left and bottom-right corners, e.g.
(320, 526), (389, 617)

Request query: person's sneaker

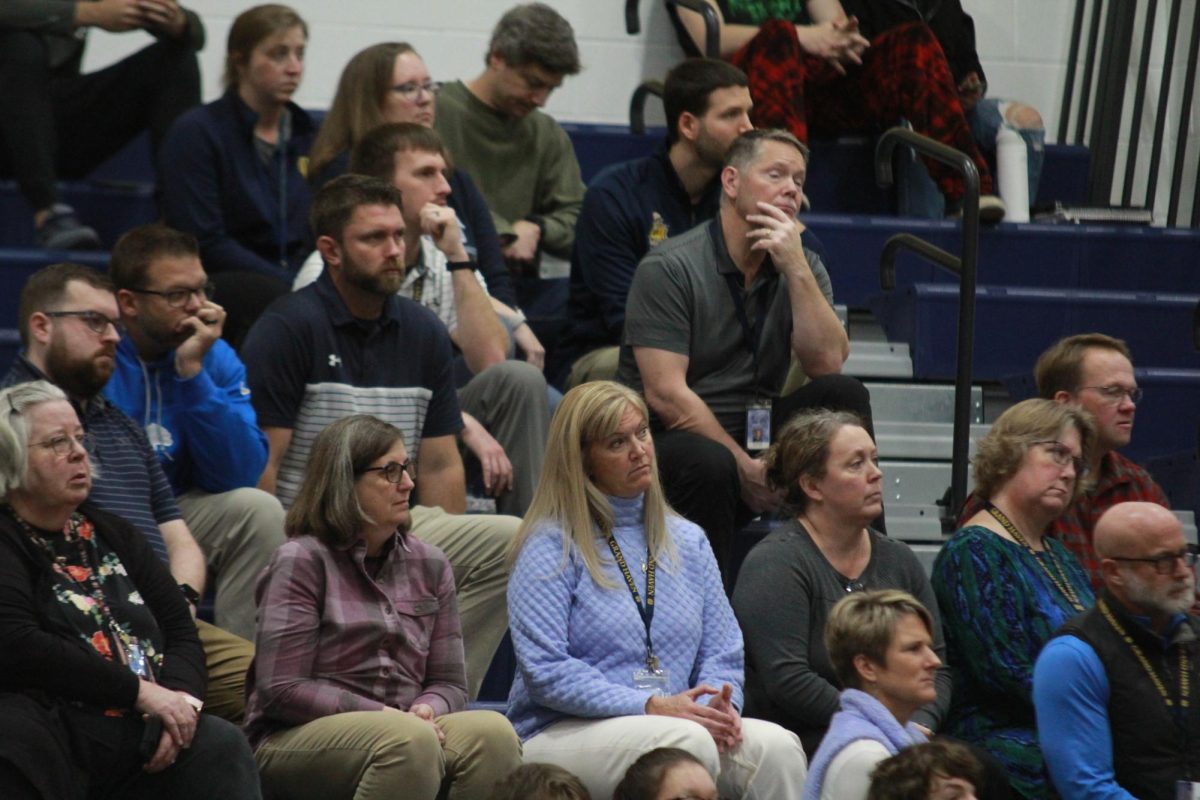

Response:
(37, 204), (102, 250)
(978, 194), (1007, 224)
(945, 195), (1007, 224)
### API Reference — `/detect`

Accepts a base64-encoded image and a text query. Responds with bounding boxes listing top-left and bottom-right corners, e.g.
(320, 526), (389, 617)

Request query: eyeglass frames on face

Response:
(360, 460), (415, 483)
(392, 80), (441, 101)
(1109, 547), (1199, 575)
(128, 281), (216, 309)
(1030, 440), (1088, 479)
(43, 310), (123, 335)
(1080, 384), (1143, 405)
(34, 431), (93, 457)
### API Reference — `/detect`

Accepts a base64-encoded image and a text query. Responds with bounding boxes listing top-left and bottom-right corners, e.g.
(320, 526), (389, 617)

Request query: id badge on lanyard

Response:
(633, 666), (671, 695)
(745, 399), (772, 451)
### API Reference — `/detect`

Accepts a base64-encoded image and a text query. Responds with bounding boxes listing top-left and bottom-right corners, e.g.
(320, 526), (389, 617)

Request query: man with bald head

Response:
(1033, 502), (1199, 799)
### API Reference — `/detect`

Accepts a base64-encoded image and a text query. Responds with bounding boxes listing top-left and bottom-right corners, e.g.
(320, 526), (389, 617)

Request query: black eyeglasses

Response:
(360, 460), (415, 483)
(128, 281), (215, 309)
(44, 310), (123, 335)
(34, 432), (93, 458)
(1110, 547), (1199, 575)
(1080, 384), (1143, 405)
(392, 80), (441, 101)
(1031, 440), (1089, 479)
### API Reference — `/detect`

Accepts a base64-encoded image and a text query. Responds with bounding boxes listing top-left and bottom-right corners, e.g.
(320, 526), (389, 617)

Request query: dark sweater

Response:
(732, 520), (950, 754)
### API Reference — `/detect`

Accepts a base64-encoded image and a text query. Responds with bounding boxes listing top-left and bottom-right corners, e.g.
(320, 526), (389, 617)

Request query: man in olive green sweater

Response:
(435, 3), (584, 283)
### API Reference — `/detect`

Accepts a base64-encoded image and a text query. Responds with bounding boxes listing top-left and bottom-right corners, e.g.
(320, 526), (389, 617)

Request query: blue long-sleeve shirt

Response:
(159, 90), (315, 281)
(506, 494), (744, 740)
(104, 336), (268, 495)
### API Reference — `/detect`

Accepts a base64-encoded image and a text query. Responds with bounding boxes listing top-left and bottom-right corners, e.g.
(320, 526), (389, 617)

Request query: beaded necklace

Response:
(985, 502), (1086, 613)
(1099, 597), (1190, 714)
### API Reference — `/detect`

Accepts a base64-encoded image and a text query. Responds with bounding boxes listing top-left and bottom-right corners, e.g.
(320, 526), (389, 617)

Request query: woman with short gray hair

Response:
(0, 380), (260, 799)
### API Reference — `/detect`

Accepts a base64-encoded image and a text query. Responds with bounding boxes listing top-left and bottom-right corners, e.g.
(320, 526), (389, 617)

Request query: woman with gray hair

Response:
(932, 398), (1096, 799)
(732, 409), (949, 755)
(0, 380), (259, 799)
(507, 380), (806, 800)
(243, 414), (520, 800)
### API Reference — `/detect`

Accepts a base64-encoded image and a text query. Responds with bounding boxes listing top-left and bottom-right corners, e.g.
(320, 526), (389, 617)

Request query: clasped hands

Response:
(646, 683), (744, 754)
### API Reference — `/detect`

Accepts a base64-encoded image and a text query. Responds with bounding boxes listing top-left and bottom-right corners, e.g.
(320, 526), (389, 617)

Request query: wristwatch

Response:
(446, 260), (476, 272)
(178, 582), (201, 607)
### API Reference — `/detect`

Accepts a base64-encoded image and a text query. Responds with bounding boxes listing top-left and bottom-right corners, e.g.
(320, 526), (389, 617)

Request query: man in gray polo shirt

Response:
(617, 129), (873, 575)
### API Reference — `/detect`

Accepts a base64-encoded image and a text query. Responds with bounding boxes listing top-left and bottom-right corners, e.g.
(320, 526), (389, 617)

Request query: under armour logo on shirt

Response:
(328, 354), (342, 367)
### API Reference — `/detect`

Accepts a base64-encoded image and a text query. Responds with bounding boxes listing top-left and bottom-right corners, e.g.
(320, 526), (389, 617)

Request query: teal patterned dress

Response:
(931, 525), (1095, 799)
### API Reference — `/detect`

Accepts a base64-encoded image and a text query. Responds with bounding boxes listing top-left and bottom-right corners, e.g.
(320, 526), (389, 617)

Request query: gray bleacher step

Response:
(881, 460), (968, 506)
(875, 421), (991, 460)
(845, 342), (914, 379)
(865, 383), (982, 425)
(1175, 510), (1197, 544)
(886, 504), (945, 542)
(909, 544), (942, 578)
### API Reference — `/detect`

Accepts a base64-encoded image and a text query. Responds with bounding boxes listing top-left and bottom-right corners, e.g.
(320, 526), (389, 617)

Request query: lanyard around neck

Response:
(985, 502), (1086, 613)
(605, 535), (659, 671)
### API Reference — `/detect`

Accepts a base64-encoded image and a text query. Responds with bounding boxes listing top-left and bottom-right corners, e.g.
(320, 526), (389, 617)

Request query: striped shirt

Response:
(242, 271), (463, 509)
(398, 238), (489, 335)
(3, 357), (177, 560)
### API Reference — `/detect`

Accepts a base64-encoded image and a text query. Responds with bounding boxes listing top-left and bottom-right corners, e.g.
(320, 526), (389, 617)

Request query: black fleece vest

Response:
(1056, 595), (1200, 800)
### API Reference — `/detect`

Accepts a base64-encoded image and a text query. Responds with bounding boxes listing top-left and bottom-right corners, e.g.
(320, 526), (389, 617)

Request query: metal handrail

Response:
(630, 80), (664, 134)
(875, 127), (980, 526)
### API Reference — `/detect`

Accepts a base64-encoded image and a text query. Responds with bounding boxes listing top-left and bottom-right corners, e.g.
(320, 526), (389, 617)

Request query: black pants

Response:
(656, 374), (874, 582)
(0, 692), (261, 800)
(0, 31), (200, 211)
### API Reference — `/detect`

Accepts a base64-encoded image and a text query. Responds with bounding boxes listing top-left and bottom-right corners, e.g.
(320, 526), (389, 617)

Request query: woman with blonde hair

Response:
(933, 398), (1097, 799)
(506, 380), (807, 800)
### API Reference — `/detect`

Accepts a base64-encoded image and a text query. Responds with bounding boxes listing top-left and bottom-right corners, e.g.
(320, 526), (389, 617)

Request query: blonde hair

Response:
(0, 381), (71, 500)
(511, 381), (676, 586)
(825, 590), (935, 690)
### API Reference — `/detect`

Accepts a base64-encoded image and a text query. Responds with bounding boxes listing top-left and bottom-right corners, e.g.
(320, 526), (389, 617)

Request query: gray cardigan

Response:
(732, 520), (951, 755)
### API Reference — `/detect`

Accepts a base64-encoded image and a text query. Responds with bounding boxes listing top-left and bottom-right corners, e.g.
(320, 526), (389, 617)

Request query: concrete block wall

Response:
(78, 0), (1193, 220)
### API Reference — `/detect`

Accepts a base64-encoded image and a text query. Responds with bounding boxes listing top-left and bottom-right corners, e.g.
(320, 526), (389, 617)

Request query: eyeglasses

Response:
(1031, 440), (1088, 479)
(128, 281), (215, 309)
(1080, 384), (1143, 405)
(392, 80), (441, 101)
(34, 432), (92, 457)
(44, 310), (123, 335)
(359, 460), (415, 483)
(1109, 546), (1199, 575)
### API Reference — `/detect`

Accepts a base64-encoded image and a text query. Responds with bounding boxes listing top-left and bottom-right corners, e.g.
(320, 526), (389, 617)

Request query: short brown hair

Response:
(224, 4), (308, 89)
(764, 409), (866, 514)
(109, 224), (200, 291)
(488, 3), (581, 75)
(309, 174), (404, 242)
(613, 748), (708, 800)
(725, 128), (809, 172)
(825, 590), (935, 690)
(349, 123), (447, 183)
(17, 263), (113, 346)
(971, 397), (1096, 501)
(1034, 333), (1133, 398)
(284, 415), (404, 548)
(492, 763), (591, 800)
(867, 740), (983, 800)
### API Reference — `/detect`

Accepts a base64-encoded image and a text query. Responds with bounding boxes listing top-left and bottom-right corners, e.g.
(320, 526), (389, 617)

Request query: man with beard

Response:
(616, 129), (872, 578)
(6, 262), (252, 721)
(101, 224), (285, 642)
(240, 174), (516, 699)
(317, 122), (550, 517)
(1034, 502), (1200, 800)
(554, 58), (756, 388)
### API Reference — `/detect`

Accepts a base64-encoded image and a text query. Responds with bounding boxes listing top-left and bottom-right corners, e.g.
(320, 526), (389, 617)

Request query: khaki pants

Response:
(255, 710), (521, 800)
(196, 619), (253, 723)
(564, 346), (619, 390)
(523, 715), (808, 800)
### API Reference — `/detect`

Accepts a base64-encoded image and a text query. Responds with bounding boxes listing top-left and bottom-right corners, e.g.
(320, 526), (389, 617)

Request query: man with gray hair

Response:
(1034, 502), (1200, 799)
(617, 129), (873, 576)
(435, 3), (584, 282)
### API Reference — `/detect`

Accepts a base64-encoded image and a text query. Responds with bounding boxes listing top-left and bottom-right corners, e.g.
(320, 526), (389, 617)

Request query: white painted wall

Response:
(79, 0), (1196, 219)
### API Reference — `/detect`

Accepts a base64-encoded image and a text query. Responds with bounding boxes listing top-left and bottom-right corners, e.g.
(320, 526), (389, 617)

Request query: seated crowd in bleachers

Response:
(0, 1), (1194, 799)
